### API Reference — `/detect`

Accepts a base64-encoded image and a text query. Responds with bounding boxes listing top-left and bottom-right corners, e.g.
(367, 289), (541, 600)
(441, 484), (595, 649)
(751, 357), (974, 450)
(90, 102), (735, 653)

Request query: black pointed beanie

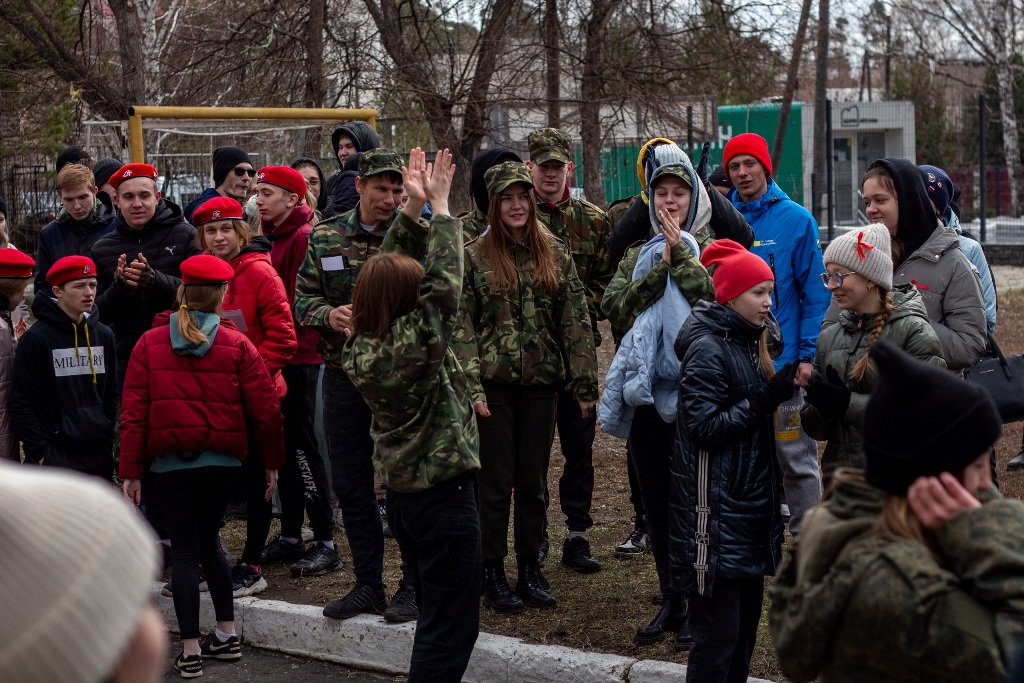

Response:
(863, 340), (1001, 494)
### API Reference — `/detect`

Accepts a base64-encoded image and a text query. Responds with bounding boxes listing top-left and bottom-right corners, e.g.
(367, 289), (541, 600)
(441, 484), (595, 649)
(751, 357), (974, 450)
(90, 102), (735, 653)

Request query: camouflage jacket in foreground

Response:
(601, 240), (714, 340)
(457, 208), (488, 244)
(534, 194), (614, 347)
(769, 476), (1024, 683)
(453, 232), (598, 403)
(294, 203), (408, 377)
(338, 214), (479, 493)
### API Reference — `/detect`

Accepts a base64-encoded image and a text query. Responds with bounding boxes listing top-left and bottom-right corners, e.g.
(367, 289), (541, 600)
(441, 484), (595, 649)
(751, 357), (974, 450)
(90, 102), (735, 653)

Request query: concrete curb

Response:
(151, 583), (775, 682)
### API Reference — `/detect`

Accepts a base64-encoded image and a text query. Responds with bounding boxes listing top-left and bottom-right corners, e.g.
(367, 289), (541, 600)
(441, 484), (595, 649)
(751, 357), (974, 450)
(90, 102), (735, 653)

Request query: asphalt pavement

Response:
(162, 645), (404, 682)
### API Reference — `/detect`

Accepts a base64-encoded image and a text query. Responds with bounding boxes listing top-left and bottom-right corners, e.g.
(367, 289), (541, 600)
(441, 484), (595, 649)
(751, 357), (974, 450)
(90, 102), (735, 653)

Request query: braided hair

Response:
(848, 288), (894, 382)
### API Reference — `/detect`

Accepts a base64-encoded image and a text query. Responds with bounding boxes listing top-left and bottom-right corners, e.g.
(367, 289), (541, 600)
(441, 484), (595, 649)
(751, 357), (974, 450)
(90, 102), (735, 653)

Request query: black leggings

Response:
(157, 466), (237, 639)
(239, 426), (274, 567)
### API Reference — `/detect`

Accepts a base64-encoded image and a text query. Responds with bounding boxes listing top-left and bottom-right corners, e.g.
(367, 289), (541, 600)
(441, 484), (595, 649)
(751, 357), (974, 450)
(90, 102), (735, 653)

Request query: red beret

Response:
(0, 250), (35, 278)
(48, 255), (97, 287)
(180, 254), (234, 285)
(109, 163), (159, 190)
(256, 166), (306, 197)
(722, 133), (773, 182)
(192, 196), (244, 225)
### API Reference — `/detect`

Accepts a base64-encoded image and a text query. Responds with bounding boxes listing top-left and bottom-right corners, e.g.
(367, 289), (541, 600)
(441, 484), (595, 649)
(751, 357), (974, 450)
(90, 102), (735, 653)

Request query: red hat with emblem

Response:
(192, 196), (244, 226)
(180, 254), (235, 285)
(47, 255), (97, 287)
(0, 250), (35, 278)
(109, 163), (159, 190)
(255, 166), (306, 197)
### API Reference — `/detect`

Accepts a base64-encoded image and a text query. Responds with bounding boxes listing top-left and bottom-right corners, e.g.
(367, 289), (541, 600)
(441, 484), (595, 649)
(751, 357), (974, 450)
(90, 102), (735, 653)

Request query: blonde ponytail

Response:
(174, 283), (227, 345)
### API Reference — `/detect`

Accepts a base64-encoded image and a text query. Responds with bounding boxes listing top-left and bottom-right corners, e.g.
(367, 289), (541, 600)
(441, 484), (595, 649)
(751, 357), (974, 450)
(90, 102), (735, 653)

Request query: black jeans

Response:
(280, 364), (334, 542)
(551, 391), (596, 532)
(387, 472), (481, 683)
(685, 576), (764, 683)
(156, 466), (237, 640)
(323, 370), (384, 585)
(626, 442), (647, 531)
(627, 405), (672, 593)
(476, 382), (557, 562)
(239, 424), (274, 566)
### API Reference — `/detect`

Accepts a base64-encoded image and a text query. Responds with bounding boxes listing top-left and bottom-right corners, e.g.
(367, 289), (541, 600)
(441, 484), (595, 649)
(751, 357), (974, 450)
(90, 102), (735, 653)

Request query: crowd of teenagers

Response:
(0, 128), (1023, 683)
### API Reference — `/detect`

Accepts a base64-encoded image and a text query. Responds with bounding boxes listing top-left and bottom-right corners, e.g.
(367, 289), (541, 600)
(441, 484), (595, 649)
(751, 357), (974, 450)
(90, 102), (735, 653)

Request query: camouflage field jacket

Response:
(453, 232), (598, 404)
(338, 214), (479, 493)
(769, 477), (1024, 683)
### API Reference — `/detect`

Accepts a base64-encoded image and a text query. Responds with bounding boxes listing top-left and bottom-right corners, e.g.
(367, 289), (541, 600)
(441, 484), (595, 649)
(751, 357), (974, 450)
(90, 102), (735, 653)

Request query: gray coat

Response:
(803, 284), (944, 482)
(824, 227), (986, 371)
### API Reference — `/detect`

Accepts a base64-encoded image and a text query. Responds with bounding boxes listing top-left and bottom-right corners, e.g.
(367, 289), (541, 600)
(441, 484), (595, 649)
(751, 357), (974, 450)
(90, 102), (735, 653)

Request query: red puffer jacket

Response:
(221, 238), (297, 396)
(118, 312), (285, 480)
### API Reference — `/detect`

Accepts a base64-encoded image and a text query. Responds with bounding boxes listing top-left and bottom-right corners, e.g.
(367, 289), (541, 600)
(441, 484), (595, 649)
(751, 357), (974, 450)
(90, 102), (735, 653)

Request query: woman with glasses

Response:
(802, 224), (943, 488)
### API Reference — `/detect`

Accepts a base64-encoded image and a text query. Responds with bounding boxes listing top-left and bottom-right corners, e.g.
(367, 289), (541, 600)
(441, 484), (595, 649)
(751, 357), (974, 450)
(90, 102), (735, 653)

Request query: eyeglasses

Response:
(820, 271), (858, 288)
(233, 167), (257, 177)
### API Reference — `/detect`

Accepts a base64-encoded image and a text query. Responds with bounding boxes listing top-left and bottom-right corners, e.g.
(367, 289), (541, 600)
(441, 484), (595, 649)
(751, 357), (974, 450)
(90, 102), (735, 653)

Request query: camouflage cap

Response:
(650, 163), (693, 189)
(358, 148), (405, 178)
(484, 161), (534, 197)
(527, 128), (573, 164)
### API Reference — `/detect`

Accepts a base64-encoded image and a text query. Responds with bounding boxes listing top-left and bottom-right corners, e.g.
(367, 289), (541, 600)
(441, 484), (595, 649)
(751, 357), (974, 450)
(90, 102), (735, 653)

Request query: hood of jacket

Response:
(168, 310), (221, 357)
(115, 198), (186, 235)
(230, 236), (273, 274)
(31, 290), (98, 329)
(675, 299), (765, 360)
(470, 148), (523, 215)
(292, 157), (328, 213)
(836, 282), (929, 332)
(869, 158), (940, 263)
(728, 178), (793, 224)
(56, 191), (114, 228)
(635, 137), (677, 191)
(645, 150), (712, 240)
(331, 121), (381, 161)
(262, 203), (314, 241)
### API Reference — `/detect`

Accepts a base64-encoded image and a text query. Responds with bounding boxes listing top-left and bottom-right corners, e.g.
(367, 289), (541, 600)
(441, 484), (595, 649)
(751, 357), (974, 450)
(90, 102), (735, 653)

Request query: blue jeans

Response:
(387, 473), (481, 682)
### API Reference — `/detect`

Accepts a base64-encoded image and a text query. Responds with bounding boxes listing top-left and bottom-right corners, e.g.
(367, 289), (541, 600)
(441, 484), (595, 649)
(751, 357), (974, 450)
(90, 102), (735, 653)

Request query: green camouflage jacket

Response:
(601, 240), (714, 339)
(338, 214), (479, 493)
(457, 208), (488, 244)
(294, 203), (413, 376)
(769, 477), (1024, 683)
(452, 233), (598, 403)
(534, 194), (614, 347)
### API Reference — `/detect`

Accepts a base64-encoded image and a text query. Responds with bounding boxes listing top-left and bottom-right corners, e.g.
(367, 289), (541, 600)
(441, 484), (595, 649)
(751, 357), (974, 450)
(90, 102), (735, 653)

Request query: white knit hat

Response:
(0, 463), (159, 683)
(823, 223), (894, 291)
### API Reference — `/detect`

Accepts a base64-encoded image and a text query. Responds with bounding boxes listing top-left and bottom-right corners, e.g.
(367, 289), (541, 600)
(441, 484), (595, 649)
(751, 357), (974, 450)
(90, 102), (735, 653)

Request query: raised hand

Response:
(402, 147), (428, 205)
(907, 472), (981, 529)
(659, 209), (681, 263)
(424, 148), (455, 216)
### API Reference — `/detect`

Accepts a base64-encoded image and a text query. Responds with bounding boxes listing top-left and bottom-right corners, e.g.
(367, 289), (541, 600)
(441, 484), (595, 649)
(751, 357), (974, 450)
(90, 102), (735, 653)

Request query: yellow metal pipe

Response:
(126, 106), (378, 162)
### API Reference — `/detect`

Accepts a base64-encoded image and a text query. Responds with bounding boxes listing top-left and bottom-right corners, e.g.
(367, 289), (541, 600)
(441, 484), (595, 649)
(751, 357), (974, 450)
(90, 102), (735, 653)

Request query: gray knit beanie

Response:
(0, 463), (159, 683)
(823, 223), (893, 291)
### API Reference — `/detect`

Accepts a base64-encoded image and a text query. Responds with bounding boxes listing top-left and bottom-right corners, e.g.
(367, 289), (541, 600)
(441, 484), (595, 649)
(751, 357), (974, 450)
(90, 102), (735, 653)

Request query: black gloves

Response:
(805, 365), (852, 419)
(695, 141), (712, 186)
(748, 361), (797, 415)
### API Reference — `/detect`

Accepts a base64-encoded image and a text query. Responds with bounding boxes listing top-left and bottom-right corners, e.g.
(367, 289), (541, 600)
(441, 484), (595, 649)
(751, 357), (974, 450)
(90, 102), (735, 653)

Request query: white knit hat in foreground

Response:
(0, 463), (159, 683)
(823, 223), (894, 291)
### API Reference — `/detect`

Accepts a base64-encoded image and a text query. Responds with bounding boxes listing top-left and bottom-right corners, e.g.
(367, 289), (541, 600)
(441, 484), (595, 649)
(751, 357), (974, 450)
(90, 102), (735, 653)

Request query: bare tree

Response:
(812, 0), (830, 222)
(772, 0), (813, 171)
(544, 0), (562, 127)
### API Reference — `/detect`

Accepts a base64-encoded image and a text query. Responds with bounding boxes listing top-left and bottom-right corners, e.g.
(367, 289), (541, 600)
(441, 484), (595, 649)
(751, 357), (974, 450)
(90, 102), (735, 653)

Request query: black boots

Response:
(1009, 446), (1024, 471)
(635, 591), (687, 645)
(515, 556), (557, 609)
(482, 561), (525, 613)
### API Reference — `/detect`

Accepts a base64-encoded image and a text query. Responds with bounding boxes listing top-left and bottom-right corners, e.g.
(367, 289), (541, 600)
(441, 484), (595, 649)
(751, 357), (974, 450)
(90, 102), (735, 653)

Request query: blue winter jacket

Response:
(182, 188), (220, 225)
(729, 180), (830, 369)
(947, 212), (997, 334)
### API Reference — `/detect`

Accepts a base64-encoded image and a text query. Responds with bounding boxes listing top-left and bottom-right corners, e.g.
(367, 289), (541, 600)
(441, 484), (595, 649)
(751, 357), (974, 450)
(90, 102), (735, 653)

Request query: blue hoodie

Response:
(729, 179), (830, 369)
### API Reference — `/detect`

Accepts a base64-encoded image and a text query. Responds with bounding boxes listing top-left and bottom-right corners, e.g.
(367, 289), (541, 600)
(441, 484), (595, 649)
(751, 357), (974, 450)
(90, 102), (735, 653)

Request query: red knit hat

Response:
(47, 255), (97, 287)
(699, 239), (775, 304)
(255, 166), (306, 197)
(192, 196), (244, 225)
(180, 255), (234, 285)
(0, 250), (35, 278)
(722, 133), (772, 182)
(109, 163), (159, 190)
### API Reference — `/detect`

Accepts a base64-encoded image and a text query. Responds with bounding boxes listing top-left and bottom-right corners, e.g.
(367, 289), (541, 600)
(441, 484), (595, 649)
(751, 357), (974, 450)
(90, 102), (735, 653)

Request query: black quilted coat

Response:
(669, 300), (783, 597)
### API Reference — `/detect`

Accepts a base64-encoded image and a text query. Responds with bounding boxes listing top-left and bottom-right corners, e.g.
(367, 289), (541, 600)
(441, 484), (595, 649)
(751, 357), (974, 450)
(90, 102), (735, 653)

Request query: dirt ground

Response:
(207, 271), (1024, 682)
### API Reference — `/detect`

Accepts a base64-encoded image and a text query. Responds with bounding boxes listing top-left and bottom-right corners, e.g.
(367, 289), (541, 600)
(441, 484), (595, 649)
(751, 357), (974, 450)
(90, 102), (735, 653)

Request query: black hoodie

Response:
(469, 148), (522, 215)
(292, 157), (328, 213)
(89, 198), (201, 386)
(324, 120), (382, 219)
(330, 121), (381, 161)
(35, 192), (117, 293)
(9, 293), (118, 475)
(868, 158), (939, 265)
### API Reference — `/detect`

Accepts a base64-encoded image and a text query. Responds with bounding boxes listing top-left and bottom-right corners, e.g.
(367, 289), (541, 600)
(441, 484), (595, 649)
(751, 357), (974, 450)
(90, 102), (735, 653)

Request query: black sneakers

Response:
(230, 562), (267, 598)
(561, 536), (601, 573)
(174, 652), (202, 678)
(260, 536), (303, 566)
(199, 632), (242, 661)
(289, 543), (343, 578)
(323, 583), (388, 620)
(384, 584), (419, 623)
(615, 527), (650, 557)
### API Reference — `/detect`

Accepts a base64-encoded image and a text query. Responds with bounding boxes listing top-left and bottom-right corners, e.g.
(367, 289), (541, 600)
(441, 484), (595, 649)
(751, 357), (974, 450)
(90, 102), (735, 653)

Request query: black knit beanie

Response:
(470, 148), (522, 215)
(863, 340), (1001, 494)
(709, 165), (731, 190)
(92, 158), (122, 189)
(212, 147), (252, 188)
(55, 147), (91, 173)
